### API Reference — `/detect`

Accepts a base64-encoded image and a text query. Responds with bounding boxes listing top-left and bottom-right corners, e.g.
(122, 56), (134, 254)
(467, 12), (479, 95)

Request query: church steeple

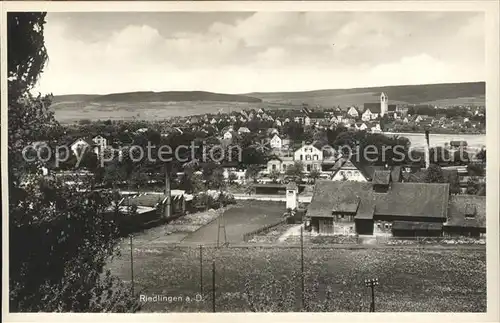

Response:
(380, 92), (388, 117)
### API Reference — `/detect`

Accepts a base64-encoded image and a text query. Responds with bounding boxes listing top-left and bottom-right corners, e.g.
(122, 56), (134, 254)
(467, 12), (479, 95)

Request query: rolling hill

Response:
(244, 82), (485, 107)
(50, 82), (485, 123)
(53, 91), (262, 104)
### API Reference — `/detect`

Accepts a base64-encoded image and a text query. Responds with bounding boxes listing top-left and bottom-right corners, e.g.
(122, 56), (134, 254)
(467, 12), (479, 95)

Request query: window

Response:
(341, 215), (344, 219)
(385, 224), (389, 229)
(307, 165), (311, 172)
(272, 164), (276, 170)
(288, 190), (294, 194)
(306, 155), (311, 161)
(283, 165), (287, 171)
(300, 155), (303, 161)
(313, 154), (318, 160)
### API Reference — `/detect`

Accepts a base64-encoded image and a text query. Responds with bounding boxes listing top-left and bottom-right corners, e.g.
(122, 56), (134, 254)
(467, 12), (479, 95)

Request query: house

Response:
(361, 108), (379, 121)
(266, 156), (294, 173)
(307, 179), (450, 236)
(92, 135), (108, 155)
(369, 122), (382, 133)
(267, 128), (279, 136)
(330, 116), (340, 124)
(444, 195), (485, 237)
(304, 116), (311, 126)
(347, 107), (359, 118)
(121, 191), (190, 218)
(294, 144), (323, 172)
(354, 122), (368, 131)
(237, 127), (251, 135)
(270, 134), (282, 149)
(223, 130), (234, 140)
(70, 138), (92, 156)
(331, 159), (368, 182)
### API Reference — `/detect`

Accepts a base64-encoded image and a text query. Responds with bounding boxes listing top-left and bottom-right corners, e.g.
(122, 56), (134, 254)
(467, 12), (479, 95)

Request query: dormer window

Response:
(465, 204), (476, 218)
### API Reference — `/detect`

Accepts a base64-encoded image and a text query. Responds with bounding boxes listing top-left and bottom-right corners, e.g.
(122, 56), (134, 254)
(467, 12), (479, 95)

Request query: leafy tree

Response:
(283, 122), (305, 142)
(309, 168), (321, 183)
(210, 167), (226, 190)
(424, 164), (445, 183)
(191, 173), (206, 194)
(286, 161), (305, 184)
(476, 148), (486, 163)
(269, 169), (280, 183)
(467, 163), (485, 177)
(245, 165), (261, 183)
(8, 12), (137, 312)
(228, 171), (238, 185)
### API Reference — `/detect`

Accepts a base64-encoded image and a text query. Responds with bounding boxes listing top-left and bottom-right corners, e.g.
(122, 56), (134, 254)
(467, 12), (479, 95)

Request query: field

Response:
(49, 101), (266, 124)
(181, 201), (285, 244)
(107, 245), (486, 312)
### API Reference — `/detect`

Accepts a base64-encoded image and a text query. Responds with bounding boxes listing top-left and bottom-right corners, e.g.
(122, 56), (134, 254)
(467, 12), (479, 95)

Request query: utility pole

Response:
(164, 164), (171, 219)
(216, 198), (227, 247)
(300, 226), (305, 310)
(130, 234), (134, 296)
(365, 278), (379, 312)
(212, 260), (216, 313)
(200, 245), (203, 295)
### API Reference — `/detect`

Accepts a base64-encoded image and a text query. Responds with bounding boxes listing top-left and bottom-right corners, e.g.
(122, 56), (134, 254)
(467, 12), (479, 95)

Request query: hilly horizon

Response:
(50, 82), (485, 123)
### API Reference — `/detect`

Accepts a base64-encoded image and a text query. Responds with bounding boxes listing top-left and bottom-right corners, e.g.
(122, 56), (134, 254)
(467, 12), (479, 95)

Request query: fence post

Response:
(130, 234), (134, 296)
(200, 245), (203, 295)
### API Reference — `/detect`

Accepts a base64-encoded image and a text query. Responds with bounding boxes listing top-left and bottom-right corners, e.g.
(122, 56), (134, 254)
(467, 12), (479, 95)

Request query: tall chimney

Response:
(164, 164), (171, 219)
(424, 130), (430, 169)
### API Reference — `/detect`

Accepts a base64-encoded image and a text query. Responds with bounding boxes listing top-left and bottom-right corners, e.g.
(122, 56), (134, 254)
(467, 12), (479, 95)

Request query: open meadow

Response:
(107, 245), (486, 312)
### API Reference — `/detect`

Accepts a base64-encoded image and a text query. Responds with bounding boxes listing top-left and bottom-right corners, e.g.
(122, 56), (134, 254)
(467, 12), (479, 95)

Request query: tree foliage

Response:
(8, 12), (138, 312)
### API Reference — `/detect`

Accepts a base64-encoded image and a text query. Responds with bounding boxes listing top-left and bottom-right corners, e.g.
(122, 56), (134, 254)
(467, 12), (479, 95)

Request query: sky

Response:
(34, 11), (485, 95)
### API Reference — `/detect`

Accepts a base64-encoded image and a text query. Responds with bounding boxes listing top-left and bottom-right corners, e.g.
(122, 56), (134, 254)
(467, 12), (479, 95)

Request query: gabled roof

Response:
(308, 181), (450, 219)
(372, 170), (391, 185)
(121, 193), (166, 208)
(445, 195), (486, 228)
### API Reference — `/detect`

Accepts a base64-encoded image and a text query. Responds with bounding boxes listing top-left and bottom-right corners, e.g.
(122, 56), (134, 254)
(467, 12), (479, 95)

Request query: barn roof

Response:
(308, 181), (449, 220)
(121, 193), (166, 208)
(372, 170), (391, 185)
(445, 195), (486, 228)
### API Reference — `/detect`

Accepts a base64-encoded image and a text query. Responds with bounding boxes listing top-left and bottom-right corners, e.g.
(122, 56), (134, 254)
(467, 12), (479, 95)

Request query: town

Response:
(6, 10), (490, 315)
(26, 91), (486, 242)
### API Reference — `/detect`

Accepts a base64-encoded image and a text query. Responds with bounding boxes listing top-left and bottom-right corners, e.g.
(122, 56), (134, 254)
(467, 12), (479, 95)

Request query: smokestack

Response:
(424, 130), (430, 169)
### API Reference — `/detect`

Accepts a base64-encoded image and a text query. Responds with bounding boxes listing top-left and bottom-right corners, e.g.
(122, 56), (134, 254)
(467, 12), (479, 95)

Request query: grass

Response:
(181, 200), (286, 244)
(107, 245), (486, 312)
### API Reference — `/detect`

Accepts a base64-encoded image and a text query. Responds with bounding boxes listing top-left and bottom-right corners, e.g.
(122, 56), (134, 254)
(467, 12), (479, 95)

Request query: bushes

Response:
(192, 191), (236, 210)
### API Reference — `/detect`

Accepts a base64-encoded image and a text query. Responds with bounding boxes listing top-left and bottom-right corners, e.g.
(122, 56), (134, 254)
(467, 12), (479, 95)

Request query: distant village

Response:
(28, 92), (487, 241)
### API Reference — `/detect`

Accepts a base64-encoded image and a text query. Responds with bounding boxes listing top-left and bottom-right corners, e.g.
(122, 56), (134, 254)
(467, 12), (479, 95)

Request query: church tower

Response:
(380, 92), (388, 117)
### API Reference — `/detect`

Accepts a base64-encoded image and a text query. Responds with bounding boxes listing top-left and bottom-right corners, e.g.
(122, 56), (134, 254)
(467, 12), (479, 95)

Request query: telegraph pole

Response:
(130, 234), (134, 296)
(199, 245), (203, 295)
(364, 278), (379, 312)
(300, 226), (305, 310)
(212, 260), (216, 313)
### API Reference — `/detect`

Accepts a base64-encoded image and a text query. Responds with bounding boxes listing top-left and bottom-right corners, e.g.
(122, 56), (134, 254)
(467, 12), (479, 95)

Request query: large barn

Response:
(306, 171), (485, 237)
